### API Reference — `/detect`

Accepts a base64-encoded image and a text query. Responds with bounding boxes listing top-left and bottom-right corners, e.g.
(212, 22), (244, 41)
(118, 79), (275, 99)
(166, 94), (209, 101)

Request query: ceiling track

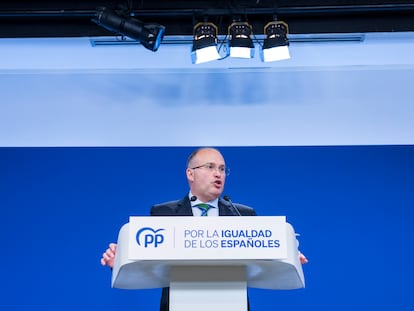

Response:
(1, 4), (414, 18)
(90, 33), (365, 47)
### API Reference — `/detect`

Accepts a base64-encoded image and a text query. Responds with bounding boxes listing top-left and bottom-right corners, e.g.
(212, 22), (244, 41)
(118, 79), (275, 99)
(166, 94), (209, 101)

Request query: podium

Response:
(112, 216), (305, 311)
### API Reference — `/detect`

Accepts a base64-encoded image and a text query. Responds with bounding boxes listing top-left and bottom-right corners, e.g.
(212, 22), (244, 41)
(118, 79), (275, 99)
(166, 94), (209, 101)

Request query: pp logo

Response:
(136, 227), (165, 248)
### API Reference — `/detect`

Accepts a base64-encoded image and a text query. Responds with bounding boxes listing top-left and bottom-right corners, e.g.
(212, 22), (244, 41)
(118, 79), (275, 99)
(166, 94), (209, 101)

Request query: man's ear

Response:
(186, 168), (194, 182)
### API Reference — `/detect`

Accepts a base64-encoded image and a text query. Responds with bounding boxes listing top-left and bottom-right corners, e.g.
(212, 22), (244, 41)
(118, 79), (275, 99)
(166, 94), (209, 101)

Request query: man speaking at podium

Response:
(100, 147), (308, 311)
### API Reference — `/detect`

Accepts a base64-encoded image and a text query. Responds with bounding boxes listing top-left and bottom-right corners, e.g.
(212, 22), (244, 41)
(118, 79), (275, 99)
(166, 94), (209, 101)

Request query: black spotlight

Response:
(191, 22), (220, 64)
(92, 7), (165, 52)
(228, 22), (254, 59)
(261, 21), (290, 62)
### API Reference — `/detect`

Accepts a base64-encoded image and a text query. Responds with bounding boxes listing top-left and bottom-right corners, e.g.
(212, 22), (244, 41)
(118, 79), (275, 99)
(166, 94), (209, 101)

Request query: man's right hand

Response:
(100, 243), (117, 268)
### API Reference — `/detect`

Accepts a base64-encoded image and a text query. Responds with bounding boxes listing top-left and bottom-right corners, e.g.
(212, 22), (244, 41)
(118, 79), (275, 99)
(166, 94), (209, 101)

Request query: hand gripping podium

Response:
(111, 216), (305, 311)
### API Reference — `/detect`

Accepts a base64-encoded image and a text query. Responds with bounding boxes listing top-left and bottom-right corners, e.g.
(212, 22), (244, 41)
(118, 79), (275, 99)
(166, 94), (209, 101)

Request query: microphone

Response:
(190, 195), (197, 202)
(223, 195), (242, 216)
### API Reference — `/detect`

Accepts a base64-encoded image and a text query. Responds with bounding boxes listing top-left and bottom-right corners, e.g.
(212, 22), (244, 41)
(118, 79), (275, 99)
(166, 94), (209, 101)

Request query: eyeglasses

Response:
(190, 162), (230, 176)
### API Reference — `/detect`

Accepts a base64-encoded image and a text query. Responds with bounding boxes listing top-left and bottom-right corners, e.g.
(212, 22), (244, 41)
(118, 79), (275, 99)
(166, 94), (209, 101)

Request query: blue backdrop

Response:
(2, 146), (413, 310)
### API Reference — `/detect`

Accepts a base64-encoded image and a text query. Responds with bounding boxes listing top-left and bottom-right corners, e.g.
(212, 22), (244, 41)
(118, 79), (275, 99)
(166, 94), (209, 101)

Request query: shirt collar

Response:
(188, 192), (219, 208)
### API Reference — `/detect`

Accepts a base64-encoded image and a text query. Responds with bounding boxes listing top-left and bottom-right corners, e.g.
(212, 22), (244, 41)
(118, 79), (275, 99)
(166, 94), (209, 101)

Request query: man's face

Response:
(186, 149), (226, 202)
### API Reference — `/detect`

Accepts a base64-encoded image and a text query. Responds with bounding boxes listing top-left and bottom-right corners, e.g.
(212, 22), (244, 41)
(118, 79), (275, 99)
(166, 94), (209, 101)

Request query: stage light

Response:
(191, 22), (221, 64)
(92, 7), (165, 52)
(227, 22), (254, 59)
(261, 21), (290, 62)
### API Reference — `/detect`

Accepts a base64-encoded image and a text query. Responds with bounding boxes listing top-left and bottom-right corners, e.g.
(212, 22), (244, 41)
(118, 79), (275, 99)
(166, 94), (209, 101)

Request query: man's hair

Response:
(186, 147), (219, 168)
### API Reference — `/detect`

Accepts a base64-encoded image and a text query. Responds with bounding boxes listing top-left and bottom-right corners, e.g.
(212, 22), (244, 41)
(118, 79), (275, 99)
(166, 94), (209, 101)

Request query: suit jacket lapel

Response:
(218, 198), (235, 216)
(176, 196), (194, 216)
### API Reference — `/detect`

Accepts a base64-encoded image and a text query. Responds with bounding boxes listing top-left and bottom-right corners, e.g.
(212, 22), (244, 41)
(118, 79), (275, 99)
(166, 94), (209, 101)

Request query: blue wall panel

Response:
(1, 146), (413, 310)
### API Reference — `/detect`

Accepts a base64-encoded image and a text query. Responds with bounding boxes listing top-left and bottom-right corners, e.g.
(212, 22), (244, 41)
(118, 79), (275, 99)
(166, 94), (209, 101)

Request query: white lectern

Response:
(112, 216), (305, 311)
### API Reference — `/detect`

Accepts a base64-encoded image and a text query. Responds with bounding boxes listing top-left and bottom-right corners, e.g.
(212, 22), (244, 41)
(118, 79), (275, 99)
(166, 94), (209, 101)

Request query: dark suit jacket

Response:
(150, 195), (257, 311)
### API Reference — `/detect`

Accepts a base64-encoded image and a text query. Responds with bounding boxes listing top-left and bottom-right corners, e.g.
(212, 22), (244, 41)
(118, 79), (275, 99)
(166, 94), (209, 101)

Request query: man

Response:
(101, 147), (308, 310)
